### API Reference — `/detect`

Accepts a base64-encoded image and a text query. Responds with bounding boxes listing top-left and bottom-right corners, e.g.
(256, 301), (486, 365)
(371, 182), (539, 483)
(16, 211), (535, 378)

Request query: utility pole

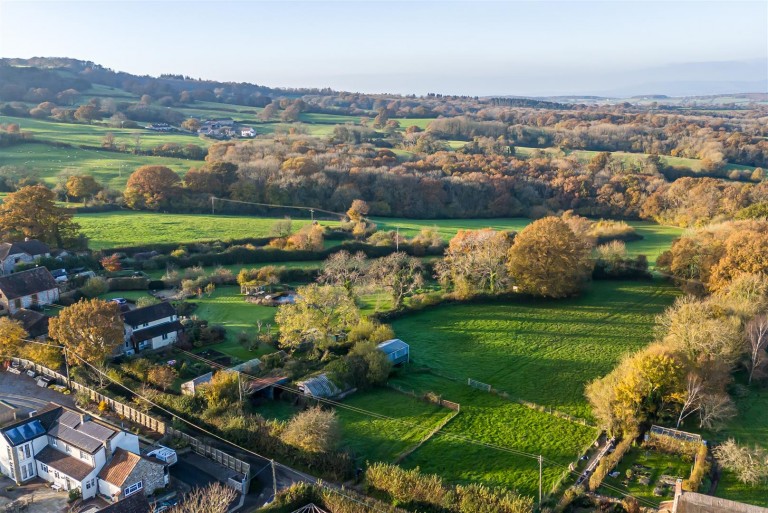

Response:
(238, 372), (243, 403)
(271, 459), (277, 499)
(538, 454), (543, 506)
(310, 208), (314, 222)
(211, 196), (215, 215)
(396, 226), (399, 251)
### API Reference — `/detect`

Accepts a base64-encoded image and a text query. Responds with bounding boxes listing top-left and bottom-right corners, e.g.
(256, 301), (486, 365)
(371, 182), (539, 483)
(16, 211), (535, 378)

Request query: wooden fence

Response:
(387, 382), (460, 412)
(9, 357), (251, 485)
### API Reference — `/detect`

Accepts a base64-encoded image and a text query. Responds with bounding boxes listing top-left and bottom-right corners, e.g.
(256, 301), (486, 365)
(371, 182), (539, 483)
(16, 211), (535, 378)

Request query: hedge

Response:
(589, 432), (637, 492)
(682, 443), (710, 492)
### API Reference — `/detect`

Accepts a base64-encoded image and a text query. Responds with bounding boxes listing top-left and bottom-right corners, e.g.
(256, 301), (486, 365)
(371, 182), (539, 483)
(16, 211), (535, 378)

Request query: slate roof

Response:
(377, 338), (409, 355)
(48, 410), (117, 453)
(0, 240), (50, 260)
(0, 267), (58, 299)
(98, 448), (142, 487)
(36, 445), (94, 481)
(99, 493), (151, 513)
(131, 320), (183, 343)
(676, 492), (768, 513)
(12, 308), (49, 337)
(247, 376), (288, 393)
(0, 403), (62, 446)
(122, 302), (175, 327)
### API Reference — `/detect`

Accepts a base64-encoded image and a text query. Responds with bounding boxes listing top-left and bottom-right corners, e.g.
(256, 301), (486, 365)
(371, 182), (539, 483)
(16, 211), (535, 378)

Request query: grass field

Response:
(76, 211), (340, 249)
(0, 115), (209, 149)
(389, 373), (596, 497)
(0, 143), (193, 189)
(391, 280), (678, 419)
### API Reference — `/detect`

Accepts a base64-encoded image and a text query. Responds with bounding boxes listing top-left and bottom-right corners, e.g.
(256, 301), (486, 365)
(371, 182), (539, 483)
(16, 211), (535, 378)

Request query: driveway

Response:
(0, 369), (75, 413)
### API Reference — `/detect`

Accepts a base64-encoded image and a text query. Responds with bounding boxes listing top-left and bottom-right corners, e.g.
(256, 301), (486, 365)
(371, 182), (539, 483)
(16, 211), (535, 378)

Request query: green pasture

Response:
(75, 211), (341, 249)
(391, 280), (679, 419)
(389, 373), (596, 498)
(0, 115), (209, 149)
(0, 144), (192, 189)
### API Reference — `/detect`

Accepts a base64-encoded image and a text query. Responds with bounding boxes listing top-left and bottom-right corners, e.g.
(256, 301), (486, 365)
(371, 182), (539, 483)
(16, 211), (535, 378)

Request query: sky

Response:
(0, 0), (766, 96)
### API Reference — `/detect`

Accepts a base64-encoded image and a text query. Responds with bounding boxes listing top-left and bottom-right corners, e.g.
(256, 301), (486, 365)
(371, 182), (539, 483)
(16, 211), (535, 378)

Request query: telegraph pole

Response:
(396, 227), (400, 251)
(310, 208), (315, 222)
(211, 196), (215, 215)
(538, 455), (543, 506)
(271, 459), (277, 499)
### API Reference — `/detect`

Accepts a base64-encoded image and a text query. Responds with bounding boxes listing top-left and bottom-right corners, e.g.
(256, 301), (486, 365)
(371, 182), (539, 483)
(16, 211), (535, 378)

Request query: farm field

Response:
(389, 372), (596, 497)
(76, 211), (341, 249)
(0, 115), (209, 149)
(390, 280), (679, 419)
(0, 143), (193, 189)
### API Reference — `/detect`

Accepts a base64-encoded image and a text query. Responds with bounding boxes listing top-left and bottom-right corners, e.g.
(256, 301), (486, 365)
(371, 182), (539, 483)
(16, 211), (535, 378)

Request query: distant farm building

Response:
(377, 339), (410, 365)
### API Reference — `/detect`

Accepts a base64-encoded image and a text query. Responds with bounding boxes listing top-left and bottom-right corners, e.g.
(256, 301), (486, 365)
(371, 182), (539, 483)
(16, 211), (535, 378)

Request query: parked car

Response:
(110, 297), (128, 305)
(146, 446), (178, 466)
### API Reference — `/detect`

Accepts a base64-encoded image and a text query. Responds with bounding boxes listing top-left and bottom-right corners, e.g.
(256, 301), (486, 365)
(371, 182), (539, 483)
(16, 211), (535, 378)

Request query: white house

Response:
(0, 267), (60, 315)
(240, 127), (256, 137)
(0, 239), (51, 275)
(121, 302), (183, 355)
(0, 403), (165, 501)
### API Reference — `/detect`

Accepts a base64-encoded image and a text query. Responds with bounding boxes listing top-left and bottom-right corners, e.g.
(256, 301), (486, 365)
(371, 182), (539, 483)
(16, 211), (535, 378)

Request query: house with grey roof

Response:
(121, 301), (183, 354)
(0, 267), (60, 314)
(660, 479), (768, 513)
(0, 402), (151, 501)
(0, 239), (51, 275)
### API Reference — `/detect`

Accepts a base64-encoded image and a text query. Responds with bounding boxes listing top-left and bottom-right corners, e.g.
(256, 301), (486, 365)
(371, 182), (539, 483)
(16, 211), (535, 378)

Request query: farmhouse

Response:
(240, 127), (256, 137)
(181, 372), (213, 396)
(0, 239), (51, 275)
(377, 338), (410, 365)
(121, 302), (183, 355)
(0, 267), (60, 315)
(0, 402), (166, 501)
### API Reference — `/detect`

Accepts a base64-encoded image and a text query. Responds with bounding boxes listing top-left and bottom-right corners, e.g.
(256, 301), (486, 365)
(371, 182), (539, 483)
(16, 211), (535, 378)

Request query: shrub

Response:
(81, 276), (108, 297)
(683, 443), (710, 492)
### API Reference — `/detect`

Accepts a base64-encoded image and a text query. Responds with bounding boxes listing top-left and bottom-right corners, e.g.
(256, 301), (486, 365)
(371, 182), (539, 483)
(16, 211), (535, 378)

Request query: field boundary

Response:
(394, 408), (461, 464)
(387, 382), (460, 411)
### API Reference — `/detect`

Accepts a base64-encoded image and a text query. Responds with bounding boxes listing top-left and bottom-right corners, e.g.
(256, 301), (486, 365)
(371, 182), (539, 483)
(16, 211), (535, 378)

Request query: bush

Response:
(683, 443), (710, 492)
(81, 276), (108, 297)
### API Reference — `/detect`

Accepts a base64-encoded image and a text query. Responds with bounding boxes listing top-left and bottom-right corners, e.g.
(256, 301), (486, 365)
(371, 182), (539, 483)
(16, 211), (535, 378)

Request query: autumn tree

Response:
(201, 370), (241, 406)
(281, 406), (340, 454)
(275, 284), (359, 357)
(181, 118), (201, 132)
(0, 185), (81, 247)
(124, 165), (180, 210)
(369, 252), (424, 309)
(65, 175), (101, 201)
(269, 218), (292, 237)
(48, 299), (124, 370)
(347, 199), (370, 222)
(74, 104), (100, 123)
(714, 440), (768, 486)
(237, 266), (280, 291)
(507, 217), (592, 298)
(100, 253), (122, 272)
(147, 365), (177, 391)
(0, 318), (28, 358)
(436, 229), (513, 297)
(318, 250), (367, 297)
(284, 223), (324, 251)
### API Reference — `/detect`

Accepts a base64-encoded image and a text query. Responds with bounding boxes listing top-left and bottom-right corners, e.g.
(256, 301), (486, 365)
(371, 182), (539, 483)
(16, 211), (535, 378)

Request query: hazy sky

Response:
(1, 0), (766, 96)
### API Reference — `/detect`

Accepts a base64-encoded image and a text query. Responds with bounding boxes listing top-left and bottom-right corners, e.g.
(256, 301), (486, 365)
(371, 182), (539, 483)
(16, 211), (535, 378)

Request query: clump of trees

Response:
(0, 184), (83, 248)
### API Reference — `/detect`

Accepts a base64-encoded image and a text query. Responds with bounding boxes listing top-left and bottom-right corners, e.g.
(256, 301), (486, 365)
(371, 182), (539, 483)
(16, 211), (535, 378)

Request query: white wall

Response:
(2, 287), (60, 314)
(111, 431), (140, 455)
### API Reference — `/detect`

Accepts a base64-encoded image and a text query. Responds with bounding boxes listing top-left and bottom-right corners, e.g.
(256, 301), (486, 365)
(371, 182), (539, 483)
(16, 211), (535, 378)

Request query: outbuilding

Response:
(377, 339), (410, 365)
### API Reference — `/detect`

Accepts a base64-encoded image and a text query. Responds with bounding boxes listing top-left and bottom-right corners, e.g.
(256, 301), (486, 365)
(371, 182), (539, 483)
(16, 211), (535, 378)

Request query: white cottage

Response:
(0, 267), (59, 314)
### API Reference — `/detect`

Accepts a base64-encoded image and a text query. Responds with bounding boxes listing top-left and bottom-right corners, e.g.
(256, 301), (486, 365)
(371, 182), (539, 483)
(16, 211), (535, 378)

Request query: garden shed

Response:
(181, 372), (213, 396)
(377, 338), (410, 365)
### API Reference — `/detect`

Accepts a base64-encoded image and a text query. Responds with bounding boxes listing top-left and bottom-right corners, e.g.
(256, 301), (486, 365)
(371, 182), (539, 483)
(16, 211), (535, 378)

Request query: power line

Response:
(210, 196), (347, 219)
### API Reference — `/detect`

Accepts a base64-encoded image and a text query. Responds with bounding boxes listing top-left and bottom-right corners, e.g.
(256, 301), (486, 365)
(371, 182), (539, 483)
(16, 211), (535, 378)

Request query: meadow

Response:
(391, 280), (679, 419)
(76, 211), (340, 249)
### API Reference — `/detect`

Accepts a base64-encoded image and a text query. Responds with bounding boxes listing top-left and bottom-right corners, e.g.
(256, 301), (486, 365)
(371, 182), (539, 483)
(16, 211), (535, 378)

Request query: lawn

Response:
(391, 280), (679, 419)
(715, 471), (768, 507)
(0, 143), (192, 189)
(389, 373), (597, 498)
(76, 211), (341, 249)
(256, 387), (455, 465)
(600, 447), (694, 506)
(186, 285), (277, 360)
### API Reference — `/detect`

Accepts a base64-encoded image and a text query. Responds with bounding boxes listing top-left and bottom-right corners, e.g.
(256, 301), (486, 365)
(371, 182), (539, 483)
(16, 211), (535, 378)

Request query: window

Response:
(27, 463), (33, 477)
(24, 443), (31, 459)
(86, 481), (91, 489)
(21, 465), (27, 480)
(49, 436), (57, 447)
(80, 450), (86, 459)
(65, 444), (71, 453)
(31, 293), (39, 305)
(40, 464), (48, 473)
(54, 471), (60, 478)
(123, 481), (143, 497)
(162, 333), (168, 340)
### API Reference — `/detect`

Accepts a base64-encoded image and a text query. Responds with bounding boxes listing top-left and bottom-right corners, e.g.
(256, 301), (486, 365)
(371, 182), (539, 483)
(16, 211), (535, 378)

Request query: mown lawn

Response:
(391, 280), (678, 419)
(389, 373), (596, 498)
(76, 211), (340, 249)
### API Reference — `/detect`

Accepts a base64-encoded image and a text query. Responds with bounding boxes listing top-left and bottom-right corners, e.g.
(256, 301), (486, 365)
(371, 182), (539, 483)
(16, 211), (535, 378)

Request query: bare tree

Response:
(746, 314), (768, 384)
(368, 252), (424, 309)
(698, 393), (737, 430)
(168, 482), (237, 513)
(714, 439), (768, 486)
(676, 373), (704, 429)
(318, 250), (367, 297)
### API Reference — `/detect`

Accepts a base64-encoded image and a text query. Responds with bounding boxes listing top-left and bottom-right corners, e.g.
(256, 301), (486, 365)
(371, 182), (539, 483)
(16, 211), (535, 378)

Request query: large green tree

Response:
(506, 217), (592, 298)
(0, 185), (82, 247)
